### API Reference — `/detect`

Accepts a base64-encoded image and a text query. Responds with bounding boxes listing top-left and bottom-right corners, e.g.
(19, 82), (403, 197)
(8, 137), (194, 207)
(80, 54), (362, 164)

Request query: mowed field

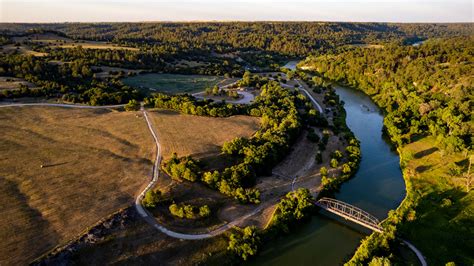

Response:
(122, 74), (226, 94)
(149, 109), (260, 161)
(0, 106), (153, 265)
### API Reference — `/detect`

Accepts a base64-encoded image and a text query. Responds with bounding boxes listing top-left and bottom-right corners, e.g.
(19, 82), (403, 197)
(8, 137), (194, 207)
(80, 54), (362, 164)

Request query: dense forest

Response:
(1, 22), (472, 57)
(302, 35), (473, 265)
(302, 36), (473, 153)
(0, 23), (472, 104)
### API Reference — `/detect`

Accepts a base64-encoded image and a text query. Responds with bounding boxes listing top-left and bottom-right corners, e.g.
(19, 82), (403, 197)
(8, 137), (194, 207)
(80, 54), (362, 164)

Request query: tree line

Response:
(149, 80), (306, 203)
(303, 36), (473, 153)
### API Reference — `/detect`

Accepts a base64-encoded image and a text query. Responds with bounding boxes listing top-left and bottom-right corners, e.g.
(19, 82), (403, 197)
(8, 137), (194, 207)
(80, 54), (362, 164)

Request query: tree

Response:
(228, 226), (260, 261)
(142, 188), (162, 208)
(320, 166), (328, 176)
(368, 257), (391, 266)
(342, 163), (351, 174)
(125, 99), (140, 111)
(199, 205), (211, 217)
(330, 158), (338, 168)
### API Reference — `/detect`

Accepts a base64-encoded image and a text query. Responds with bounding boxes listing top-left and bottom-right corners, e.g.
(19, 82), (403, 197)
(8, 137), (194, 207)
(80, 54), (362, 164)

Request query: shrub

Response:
(142, 188), (162, 208)
(124, 99), (140, 111)
(228, 226), (260, 261)
(169, 203), (211, 219)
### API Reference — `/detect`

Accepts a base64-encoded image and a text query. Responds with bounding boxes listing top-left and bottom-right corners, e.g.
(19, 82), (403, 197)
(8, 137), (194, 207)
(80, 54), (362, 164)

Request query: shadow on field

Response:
(401, 185), (473, 264)
(413, 147), (438, 159)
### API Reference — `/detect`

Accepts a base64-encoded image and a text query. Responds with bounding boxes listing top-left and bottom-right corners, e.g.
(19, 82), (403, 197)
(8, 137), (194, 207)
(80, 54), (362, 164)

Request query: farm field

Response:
(122, 73), (227, 94)
(0, 106), (153, 265)
(149, 109), (260, 163)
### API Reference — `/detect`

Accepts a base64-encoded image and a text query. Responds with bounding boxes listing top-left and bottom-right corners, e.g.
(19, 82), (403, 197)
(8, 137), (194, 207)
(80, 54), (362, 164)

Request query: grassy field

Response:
(0, 106), (154, 265)
(397, 136), (473, 264)
(149, 109), (260, 166)
(15, 33), (138, 51)
(122, 74), (226, 94)
(0, 76), (38, 90)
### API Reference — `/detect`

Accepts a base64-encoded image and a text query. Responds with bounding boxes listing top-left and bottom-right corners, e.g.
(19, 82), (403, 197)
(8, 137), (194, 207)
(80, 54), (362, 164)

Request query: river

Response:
(250, 84), (406, 265)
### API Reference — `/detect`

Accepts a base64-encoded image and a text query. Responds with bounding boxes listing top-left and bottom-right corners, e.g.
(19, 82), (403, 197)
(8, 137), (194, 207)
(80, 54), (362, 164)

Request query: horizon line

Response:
(1, 20), (473, 24)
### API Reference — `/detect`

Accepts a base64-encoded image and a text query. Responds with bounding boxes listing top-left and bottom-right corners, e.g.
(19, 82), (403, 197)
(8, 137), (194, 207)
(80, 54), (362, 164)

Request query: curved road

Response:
(136, 107), (270, 239)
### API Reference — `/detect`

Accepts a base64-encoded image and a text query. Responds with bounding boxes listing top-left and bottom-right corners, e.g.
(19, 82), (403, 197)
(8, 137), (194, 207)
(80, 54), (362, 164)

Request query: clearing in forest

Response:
(122, 73), (227, 94)
(0, 106), (153, 265)
(149, 109), (260, 166)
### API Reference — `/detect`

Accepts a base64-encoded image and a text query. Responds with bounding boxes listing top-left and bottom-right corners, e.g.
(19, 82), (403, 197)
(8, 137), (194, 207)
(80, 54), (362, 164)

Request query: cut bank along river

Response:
(250, 84), (406, 265)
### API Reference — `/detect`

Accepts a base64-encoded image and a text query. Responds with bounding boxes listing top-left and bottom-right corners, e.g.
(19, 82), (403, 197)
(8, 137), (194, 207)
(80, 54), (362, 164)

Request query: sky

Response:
(1, 0), (472, 23)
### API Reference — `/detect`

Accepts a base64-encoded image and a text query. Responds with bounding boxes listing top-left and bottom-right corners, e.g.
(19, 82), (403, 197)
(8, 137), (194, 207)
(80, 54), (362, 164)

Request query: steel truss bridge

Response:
(315, 197), (383, 233)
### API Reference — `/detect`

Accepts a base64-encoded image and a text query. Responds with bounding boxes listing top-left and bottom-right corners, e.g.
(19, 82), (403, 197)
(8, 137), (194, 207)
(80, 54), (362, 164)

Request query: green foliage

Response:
(0, 54), (139, 105)
(330, 158), (339, 168)
(164, 153), (201, 182)
(305, 37), (473, 152)
(169, 203), (211, 219)
(320, 166), (328, 176)
(228, 226), (260, 261)
(222, 137), (249, 156)
(124, 99), (140, 111)
(142, 188), (162, 209)
(368, 257), (392, 266)
(199, 205), (211, 218)
(268, 188), (315, 234)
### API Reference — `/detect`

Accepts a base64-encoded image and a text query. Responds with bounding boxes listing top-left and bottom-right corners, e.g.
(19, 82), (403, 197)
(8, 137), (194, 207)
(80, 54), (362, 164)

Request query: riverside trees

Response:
(303, 37), (473, 153)
(147, 80), (304, 204)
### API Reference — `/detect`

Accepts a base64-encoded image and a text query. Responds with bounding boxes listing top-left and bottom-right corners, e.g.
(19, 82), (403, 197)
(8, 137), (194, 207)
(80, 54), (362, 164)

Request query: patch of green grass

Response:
(398, 137), (473, 265)
(122, 73), (225, 94)
(349, 136), (473, 265)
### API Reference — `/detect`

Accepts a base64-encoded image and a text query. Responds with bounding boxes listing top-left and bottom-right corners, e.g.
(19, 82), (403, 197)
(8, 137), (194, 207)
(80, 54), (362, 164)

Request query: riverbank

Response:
(349, 136), (473, 265)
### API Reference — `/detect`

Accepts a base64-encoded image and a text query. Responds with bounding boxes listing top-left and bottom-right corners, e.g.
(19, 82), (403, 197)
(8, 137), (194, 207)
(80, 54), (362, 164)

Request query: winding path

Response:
(401, 239), (428, 266)
(295, 79), (324, 113)
(136, 105), (268, 239)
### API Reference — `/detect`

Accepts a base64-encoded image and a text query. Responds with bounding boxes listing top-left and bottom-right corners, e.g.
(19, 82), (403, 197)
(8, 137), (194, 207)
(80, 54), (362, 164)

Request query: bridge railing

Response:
(316, 197), (383, 232)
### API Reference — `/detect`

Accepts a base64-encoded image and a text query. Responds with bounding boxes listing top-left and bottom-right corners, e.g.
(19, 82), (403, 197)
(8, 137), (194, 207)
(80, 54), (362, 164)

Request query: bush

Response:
(164, 153), (201, 182)
(142, 188), (162, 208)
(169, 203), (211, 219)
(268, 188), (315, 234)
(228, 226), (260, 261)
(124, 99), (140, 111)
(199, 205), (211, 218)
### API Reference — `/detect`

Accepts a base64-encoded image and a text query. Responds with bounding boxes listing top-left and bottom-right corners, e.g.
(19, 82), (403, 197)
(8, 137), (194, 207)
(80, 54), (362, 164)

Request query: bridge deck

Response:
(315, 197), (383, 233)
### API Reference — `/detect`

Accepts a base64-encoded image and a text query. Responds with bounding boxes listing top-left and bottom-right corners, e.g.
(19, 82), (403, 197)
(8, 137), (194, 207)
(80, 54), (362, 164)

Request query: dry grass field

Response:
(0, 43), (48, 57)
(0, 76), (39, 90)
(0, 106), (154, 265)
(149, 109), (260, 162)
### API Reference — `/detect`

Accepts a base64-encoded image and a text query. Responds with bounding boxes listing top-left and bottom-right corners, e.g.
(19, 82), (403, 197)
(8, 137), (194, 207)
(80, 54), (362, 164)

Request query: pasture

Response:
(122, 74), (226, 94)
(149, 109), (260, 165)
(0, 106), (153, 265)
